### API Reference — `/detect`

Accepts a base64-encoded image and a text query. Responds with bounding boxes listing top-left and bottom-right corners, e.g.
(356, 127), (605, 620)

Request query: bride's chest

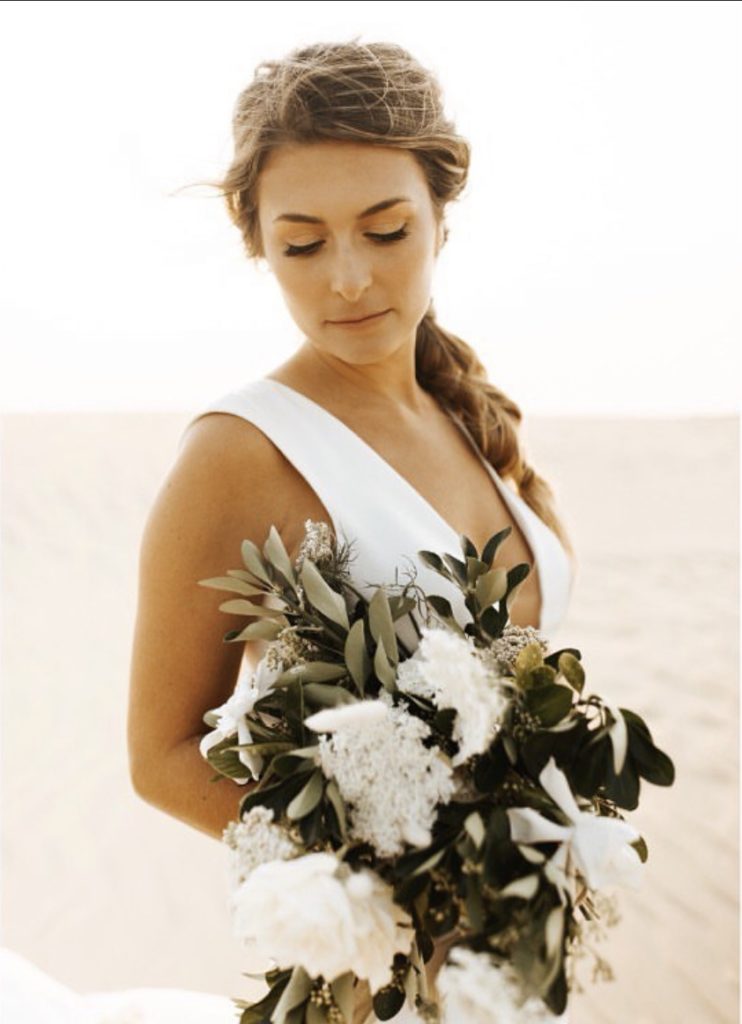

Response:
(278, 415), (543, 632)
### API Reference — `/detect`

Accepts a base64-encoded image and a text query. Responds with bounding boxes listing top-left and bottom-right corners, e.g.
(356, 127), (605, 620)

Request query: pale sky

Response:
(0, 0), (738, 415)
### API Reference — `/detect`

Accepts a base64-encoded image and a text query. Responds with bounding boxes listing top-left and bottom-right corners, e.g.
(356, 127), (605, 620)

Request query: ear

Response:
(435, 219), (446, 257)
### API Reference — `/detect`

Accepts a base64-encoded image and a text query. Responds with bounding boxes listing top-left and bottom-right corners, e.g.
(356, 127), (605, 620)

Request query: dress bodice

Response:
(178, 378), (575, 643)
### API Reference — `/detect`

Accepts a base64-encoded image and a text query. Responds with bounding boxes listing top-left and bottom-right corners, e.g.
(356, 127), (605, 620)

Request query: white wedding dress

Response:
(2, 379), (574, 1024)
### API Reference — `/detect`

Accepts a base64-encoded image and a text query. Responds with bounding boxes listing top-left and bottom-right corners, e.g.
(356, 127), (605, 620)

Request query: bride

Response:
(124, 38), (576, 1024)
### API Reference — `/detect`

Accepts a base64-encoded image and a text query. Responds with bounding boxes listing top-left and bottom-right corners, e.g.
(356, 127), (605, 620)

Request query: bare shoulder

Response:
(128, 410), (295, 787)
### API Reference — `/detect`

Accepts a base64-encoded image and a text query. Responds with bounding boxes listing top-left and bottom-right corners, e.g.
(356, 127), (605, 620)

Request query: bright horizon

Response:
(0, 1), (738, 417)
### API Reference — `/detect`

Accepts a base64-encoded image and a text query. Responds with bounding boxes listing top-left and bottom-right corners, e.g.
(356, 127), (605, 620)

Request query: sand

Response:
(0, 410), (738, 1023)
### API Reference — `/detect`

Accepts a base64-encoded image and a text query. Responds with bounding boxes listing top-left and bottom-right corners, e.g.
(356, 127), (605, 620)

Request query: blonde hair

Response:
(192, 37), (576, 564)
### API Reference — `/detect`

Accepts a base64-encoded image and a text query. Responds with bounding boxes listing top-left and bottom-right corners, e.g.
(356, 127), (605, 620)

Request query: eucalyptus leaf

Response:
(286, 768), (325, 820)
(368, 588), (399, 666)
(219, 597), (285, 617)
(197, 575), (265, 597)
(264, 525), (297, 588)
(374, 637), (397, 692)
(300, 558), (349, 631)
(241, 539), (272, 583)
(345, 618), (371, 695)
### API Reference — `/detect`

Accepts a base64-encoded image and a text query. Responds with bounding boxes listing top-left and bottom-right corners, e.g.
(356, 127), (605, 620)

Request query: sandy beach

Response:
(1, 410), (738, 1023)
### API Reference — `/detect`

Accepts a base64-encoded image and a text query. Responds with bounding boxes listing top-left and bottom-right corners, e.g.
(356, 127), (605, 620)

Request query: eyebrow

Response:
(273, 196), (413, 224)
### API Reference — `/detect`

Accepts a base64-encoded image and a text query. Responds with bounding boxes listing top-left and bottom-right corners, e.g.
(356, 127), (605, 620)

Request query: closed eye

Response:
(283, 225), (409, 257)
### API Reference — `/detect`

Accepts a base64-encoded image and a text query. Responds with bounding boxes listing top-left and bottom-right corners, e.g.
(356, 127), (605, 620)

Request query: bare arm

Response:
(127, 411), (293, 840)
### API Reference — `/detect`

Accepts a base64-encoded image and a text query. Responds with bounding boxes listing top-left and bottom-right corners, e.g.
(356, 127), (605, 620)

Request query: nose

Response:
(329, 243), (373, 302)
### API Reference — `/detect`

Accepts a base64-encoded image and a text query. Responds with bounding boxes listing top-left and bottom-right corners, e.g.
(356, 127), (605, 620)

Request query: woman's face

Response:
(256, 140), (444, 368)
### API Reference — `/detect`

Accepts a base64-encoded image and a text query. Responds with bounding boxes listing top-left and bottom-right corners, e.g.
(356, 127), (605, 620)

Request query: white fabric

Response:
(180, 377), (575, 644)
(0, 946), (238, 1023)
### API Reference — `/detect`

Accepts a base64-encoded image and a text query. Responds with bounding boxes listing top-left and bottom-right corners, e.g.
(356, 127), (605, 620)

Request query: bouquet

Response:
(197, 520), (675, 1023)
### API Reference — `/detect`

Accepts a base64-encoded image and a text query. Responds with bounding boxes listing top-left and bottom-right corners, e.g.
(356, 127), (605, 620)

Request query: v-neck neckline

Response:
(260, 378), (541, 578)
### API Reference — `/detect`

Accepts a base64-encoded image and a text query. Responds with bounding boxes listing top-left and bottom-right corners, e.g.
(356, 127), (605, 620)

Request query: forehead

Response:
(257, 141), (429, 221)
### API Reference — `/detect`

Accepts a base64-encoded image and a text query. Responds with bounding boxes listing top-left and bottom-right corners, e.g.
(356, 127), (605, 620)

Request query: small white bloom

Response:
(222, 805), (302, 892)
(506, 757), (644, 899)
(229, 852), (414, 992)
(438, 947), (561, 1023)
(397, 626), (510, 766)
(308, 693), (456, 857)
(199, 649), (285, 782)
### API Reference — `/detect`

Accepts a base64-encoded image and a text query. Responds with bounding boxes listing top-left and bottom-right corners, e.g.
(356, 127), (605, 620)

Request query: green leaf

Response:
(417, 549), (446, 574)
(218, 597), (285, 617)
(303, 681), (356, 706)
(263, 525), (297, 588)
(278, 661), (348, 684)
(197, 575), (265, 597)
(345, 618), (371, 695)
(524, 683), (573, 727)
(474, 567), (508, 609)
(325, 777), (348, 841)
(481, 526), (513, 566)
(300, 558), (349, 631)
(368, 587), (399, 666)
(515, 641), (545, 675)
(241, 539), (272, 583)
(272, 964), (313, 1023)
(464, 811), (486, 849)
(232, 618), (284, 642)
(374, 636), (397, 692)
(286, 768), (325, 820)
(330, 972), (356, 1023)
(558, 652), (585, 694)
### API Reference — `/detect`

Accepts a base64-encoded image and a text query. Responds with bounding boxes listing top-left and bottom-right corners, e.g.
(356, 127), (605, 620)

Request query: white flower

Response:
(305, 694), (456, 857)
(222, 805), (302, 891)
(438, 947), (561, 1023)
(506, 756), (644, 899)
(396, 626), (510, 766)
(199, 648), (285, 782)
(229, 851), (414, 992)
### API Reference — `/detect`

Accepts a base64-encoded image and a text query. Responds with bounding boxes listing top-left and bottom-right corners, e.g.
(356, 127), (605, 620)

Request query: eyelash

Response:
(282, 225), (410, 257)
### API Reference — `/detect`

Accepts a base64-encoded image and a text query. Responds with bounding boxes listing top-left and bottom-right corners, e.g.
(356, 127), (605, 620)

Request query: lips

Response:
(329, 310), (388, 324)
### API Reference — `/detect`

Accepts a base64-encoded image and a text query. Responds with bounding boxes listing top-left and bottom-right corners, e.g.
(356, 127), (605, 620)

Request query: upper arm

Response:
(127, 411), (290, 790)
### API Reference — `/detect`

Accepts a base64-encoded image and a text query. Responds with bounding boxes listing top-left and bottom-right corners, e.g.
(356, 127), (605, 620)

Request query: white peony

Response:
(396, 626), (510, 766)
(229, 851), (414, 992)
(506, 756), (644, 899)
(438, 947), (562, 1023)
(199, 648), (284, 782)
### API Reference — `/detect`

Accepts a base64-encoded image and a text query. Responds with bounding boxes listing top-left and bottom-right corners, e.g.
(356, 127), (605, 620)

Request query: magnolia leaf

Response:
(263, 525), (297, 587)
(197, 575), (265, 597)
(474, 567), (508, 609)
(241, 539), (272, 583)
(368, 588), (398, 666)
(300, 558), (349, 631)
(286, 768), (324, 820)
(345, 618), (371, 695)
(525, 683), (573, 727)
(466, 555), (489, 587)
